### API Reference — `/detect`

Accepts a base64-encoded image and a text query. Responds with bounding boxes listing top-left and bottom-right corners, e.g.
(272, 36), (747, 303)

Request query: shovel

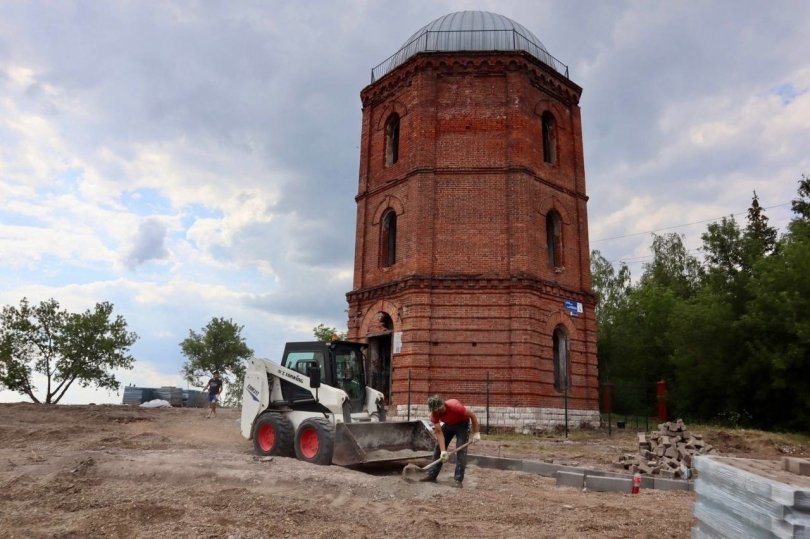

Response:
(401, 440), (473, 482)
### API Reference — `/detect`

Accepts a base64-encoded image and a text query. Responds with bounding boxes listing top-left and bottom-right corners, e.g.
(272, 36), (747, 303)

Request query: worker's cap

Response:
(427, 395), (444, 411)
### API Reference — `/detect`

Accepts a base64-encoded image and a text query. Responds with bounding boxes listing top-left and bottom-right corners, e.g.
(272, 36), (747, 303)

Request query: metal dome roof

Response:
(371, 11), (568, 82)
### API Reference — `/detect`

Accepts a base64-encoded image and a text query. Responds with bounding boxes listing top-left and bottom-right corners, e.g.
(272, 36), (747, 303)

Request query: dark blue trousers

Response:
(426, 421), (470, 482)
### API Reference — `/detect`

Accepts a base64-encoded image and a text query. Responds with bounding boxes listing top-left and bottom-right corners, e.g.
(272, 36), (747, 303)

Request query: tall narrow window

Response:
(541, 111), (556, 164)
(546, 210), (563, 268)
(381, 210), (397, 267)
(553, 325), (569, 392)
(385, 113), (400, 166)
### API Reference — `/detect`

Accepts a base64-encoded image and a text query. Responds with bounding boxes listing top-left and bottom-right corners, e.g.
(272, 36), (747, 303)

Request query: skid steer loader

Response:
(240, 340), (435, 466)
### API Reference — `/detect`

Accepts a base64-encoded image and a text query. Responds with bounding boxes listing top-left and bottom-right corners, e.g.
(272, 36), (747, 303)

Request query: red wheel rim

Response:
(257, 423), (276, 452)
(299, 427), (319, 459)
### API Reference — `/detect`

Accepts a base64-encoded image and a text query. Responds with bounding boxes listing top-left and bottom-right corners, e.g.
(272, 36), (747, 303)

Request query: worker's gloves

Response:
(472, 432), (481, 444)
(440, 451), (449, 463)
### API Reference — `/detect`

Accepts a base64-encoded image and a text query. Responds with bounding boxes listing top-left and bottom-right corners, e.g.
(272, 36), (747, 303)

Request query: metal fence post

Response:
(486, 371), (490, 435)
(407, 369), (411, 422)
(564, 384), (569, 438)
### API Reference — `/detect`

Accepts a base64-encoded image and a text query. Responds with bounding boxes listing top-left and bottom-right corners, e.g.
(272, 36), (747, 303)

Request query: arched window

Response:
(546, 210), (563, 268)
(541, 111), (557, 164)
(385, 113), (400, 166)
(381, 210), (397, 267)
(553, 325), (569, 392)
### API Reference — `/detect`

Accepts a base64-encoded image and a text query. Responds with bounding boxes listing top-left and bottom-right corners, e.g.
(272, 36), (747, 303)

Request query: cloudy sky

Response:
(1, 1), (808, 404)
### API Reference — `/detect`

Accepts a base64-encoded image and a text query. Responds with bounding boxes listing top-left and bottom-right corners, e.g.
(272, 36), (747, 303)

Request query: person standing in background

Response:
(202, 370), (223, 418)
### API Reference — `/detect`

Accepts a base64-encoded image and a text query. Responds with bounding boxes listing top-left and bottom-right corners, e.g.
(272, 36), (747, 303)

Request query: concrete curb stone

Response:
(465, 454), (694, 492)
(556, 471), (585, 489)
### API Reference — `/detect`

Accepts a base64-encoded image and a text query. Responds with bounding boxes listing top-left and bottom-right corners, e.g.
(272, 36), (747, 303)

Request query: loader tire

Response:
(294, 418), (334, 465)
(252, 412), (294, 457)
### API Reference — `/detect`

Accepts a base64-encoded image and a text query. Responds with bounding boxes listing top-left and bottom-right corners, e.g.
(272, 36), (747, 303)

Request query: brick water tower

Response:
(346, 11), (599, 430)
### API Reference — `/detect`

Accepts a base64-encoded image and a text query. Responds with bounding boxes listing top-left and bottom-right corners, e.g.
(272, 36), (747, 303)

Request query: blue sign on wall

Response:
(564, 299), (583, 317)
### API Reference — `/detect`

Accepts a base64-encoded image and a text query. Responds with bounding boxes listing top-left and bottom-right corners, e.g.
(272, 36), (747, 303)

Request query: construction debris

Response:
(613, 419), (715, 478)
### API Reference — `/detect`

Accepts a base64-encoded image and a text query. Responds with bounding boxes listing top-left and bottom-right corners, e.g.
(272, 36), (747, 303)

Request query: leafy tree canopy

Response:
(179, 317), (253, 405)
(701, 216), (744, 283)
(788, 174), (810, 238)
(740, 216), (810, 429)
(592, 175), (810, 430)
(640, 233), (703, 299)
(313, 323), (347, 342)
(790, 174), (810, 223)
(590, 250), (631, 327)
(744, 190), (778, 262)
(0, 298), (137, 404)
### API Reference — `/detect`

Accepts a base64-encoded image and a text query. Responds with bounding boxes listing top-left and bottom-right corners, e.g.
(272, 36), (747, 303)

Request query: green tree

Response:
(684, 193), (780, 425)
(701, 216), (744, 293)
(738, 175), (810, 429)
(743, 191), (778, 263)
(591, 179), (807, 428)
(741, 239), (810, 429)
(590, 250), (631, 328)
(313, 323), (347, 342)
(590, 250), (632, 399)
(610, 283), (681, 413)
(640, 233), (703, 300)
(180, 317), (253, 406)
(597, 234), (700, 416)
(696, 215), (749, 411)
(699, 193), (777, 314)
(0, 298), (137, 404)
(669, 288), (741, 421)
(788, 174), (810, 238)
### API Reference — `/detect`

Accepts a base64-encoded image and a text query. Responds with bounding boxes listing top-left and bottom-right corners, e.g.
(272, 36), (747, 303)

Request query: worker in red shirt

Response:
(422, 395), (481, 487)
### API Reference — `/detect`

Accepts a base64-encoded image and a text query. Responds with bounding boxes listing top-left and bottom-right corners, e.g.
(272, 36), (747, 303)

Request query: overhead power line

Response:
(592, 203), (791, 243)
(610, 248), (703, 266)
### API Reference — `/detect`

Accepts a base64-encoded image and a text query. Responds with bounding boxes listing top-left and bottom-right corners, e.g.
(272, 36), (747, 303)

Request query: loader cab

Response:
(281, 341), (367, 412)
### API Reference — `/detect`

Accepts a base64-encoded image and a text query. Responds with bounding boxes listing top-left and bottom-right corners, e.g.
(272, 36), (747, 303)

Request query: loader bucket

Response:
(332, 420), (436, 467)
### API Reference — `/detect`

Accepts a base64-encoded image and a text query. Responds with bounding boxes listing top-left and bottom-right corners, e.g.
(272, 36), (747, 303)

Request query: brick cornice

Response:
(346, 273), (597, 304)
(355, 165), (589, 203)
(361, 51), (582, 108)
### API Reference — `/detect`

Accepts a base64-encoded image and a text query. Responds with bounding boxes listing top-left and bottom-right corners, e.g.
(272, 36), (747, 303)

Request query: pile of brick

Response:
(614, 419), (716, 478)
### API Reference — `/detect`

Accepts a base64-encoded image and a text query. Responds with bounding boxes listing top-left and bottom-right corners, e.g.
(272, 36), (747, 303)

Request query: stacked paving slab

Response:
(614, 419), (715, 478)
(692, 456), (810, 538)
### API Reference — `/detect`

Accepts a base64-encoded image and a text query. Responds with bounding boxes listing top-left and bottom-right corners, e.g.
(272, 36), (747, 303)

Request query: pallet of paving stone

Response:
(691, 456), (810, 539)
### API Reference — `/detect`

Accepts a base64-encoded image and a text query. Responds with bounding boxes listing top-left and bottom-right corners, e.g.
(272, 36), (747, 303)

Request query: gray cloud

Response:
(125, 219), (169, 269)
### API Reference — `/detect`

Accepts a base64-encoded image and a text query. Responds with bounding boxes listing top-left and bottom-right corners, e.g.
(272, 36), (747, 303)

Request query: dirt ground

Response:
(1, 404), (806, 539)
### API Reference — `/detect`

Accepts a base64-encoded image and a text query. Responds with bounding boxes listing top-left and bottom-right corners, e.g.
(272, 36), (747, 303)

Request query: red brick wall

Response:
(347, 51), (599, 416)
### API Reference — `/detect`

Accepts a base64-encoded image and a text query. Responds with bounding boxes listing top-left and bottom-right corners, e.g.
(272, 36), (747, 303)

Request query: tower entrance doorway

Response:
(367, 333), (392, 403)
